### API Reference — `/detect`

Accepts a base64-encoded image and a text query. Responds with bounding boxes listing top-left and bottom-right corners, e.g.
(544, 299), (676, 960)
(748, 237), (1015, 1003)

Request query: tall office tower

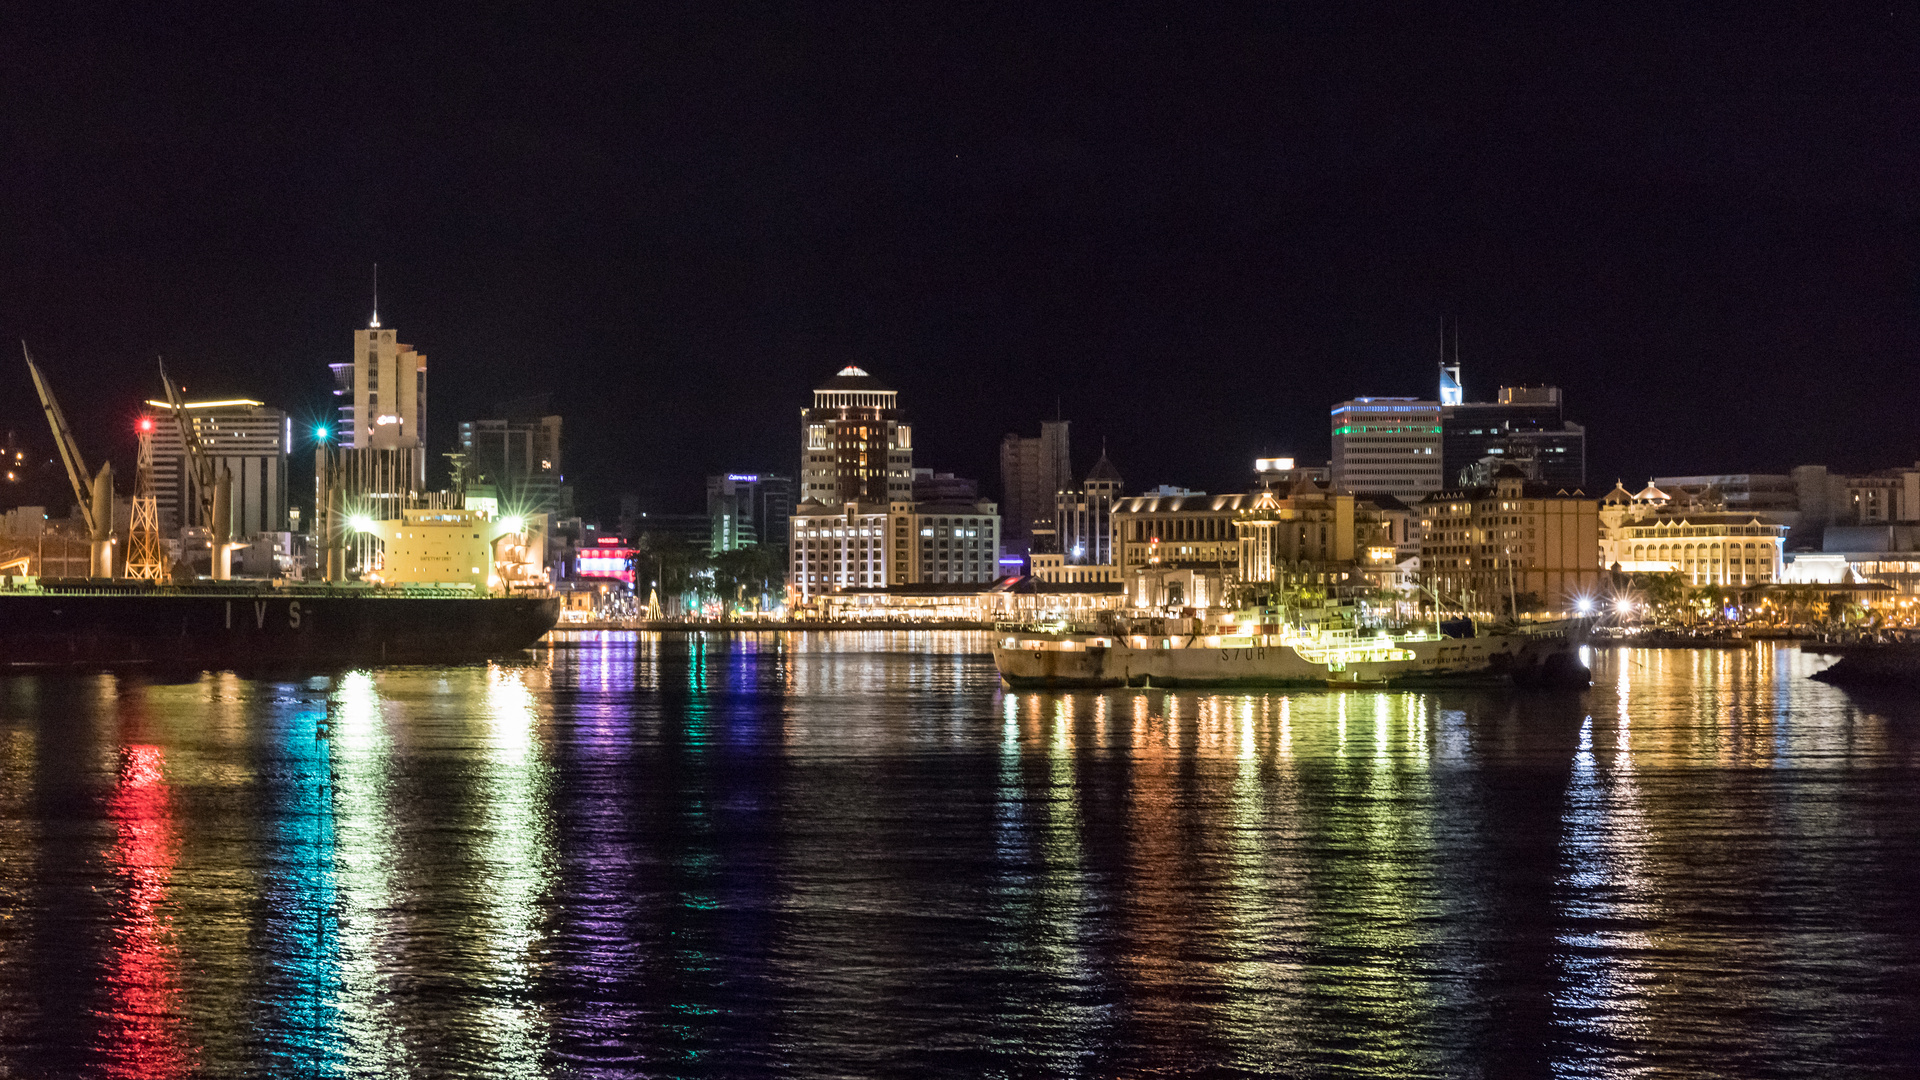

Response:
(1055, 451), (1123, 565)
(1441, 385), (1587, 489)
(142, 398), (291, 537)
(799, 366), (913, 504)
(458, 404), (571, 519)
(1329, 398), (1444, 504)
(328, 319), (428, 488)
(999, 420), (1070, 557)
(707, 472), (795, 553)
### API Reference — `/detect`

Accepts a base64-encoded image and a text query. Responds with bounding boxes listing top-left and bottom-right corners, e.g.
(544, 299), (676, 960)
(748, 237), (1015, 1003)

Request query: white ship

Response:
(992, 610), (1589, 690)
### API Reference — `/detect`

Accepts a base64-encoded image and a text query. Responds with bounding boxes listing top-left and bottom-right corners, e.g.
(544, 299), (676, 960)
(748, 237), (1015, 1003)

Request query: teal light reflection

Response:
(257, 693), (345, 1077)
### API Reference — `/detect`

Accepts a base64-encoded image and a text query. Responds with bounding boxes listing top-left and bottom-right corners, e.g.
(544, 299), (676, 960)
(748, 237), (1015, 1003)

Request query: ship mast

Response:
(22, 343), (115, 578)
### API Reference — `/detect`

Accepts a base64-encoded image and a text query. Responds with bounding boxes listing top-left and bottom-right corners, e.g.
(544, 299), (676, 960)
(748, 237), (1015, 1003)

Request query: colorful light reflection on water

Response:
(0, 635), (1918, 1077)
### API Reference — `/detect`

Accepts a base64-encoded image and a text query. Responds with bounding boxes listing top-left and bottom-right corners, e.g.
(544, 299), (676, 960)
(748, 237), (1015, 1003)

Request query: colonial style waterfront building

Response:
(1598, 481), (1789, 586)
(1110, 477), (1403, 609)
(1419, 466), (1601, 611)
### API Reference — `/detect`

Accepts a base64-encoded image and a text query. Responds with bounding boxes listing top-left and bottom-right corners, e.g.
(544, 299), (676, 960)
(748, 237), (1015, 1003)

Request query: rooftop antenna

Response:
(1438, 314), (1464, 406)
(370, 262), (380, 329)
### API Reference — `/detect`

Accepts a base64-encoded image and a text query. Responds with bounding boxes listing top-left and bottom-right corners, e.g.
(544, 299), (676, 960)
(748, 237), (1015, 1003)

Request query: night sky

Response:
(2, 5), (1916, 520)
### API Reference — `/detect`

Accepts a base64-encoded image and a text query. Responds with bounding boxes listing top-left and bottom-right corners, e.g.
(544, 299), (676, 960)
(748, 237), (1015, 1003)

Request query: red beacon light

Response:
(137, 417), (154, 433)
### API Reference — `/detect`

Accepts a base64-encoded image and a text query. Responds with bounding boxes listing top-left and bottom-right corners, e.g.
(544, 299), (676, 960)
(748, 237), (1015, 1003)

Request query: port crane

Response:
(22, 343), (115, 579)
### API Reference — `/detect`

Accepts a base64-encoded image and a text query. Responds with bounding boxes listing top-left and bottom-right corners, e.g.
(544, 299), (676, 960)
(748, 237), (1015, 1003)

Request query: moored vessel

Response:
(992, 607), (1589, 690)
(0, 579), (559, 668)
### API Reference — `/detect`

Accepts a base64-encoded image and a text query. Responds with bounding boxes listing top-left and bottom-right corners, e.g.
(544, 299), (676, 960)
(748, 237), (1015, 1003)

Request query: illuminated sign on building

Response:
(576, 538), (634, 584)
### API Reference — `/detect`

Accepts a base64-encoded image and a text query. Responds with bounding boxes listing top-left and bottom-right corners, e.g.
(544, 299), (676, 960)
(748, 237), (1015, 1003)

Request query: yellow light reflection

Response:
(328, 671), (406, 1072)
(476, 665), (557, 1071)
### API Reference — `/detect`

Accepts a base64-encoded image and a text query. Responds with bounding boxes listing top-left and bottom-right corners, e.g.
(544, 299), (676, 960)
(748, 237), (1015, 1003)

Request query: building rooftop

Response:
(815, 365), (892, 393)
(1085, 452), (1123, 484)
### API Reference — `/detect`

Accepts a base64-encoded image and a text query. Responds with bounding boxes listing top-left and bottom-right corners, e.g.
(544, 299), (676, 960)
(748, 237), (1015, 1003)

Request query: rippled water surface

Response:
(3, 633), (1920, 1077)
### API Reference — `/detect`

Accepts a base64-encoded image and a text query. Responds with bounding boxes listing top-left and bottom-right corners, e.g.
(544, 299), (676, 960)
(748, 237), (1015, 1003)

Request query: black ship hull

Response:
(0, 584), (560, 668)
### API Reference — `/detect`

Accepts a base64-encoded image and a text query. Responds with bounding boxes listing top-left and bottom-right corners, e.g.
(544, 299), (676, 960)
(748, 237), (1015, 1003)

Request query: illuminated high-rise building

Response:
(1330, 398), (1444, 504)
(799, 366), (913, 504)
(328, 314), (427, 487)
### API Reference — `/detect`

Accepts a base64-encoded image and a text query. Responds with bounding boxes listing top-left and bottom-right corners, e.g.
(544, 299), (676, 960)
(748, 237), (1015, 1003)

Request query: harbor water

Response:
(2, 632), (1918, 1076)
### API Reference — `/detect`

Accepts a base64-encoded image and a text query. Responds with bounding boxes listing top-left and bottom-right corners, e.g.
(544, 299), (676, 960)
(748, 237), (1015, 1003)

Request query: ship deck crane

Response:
(158, 359), (234, 579)
(23, 343), (115, 579)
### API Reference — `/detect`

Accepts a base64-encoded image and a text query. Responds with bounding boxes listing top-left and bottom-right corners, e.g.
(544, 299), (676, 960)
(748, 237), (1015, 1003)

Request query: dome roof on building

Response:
(1634, 481), (1670, 503)
(1085, 452), (1122, 484)
(1603, 480), (1634, 504)
(816, 365), (892, 392)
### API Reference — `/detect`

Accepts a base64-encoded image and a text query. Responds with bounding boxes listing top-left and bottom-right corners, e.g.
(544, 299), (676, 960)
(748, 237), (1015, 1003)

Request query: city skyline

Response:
(1, 7), (1915, 518)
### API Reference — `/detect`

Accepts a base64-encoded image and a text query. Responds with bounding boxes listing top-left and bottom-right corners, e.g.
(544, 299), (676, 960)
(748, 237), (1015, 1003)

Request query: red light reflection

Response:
(102, 744), (191, 1078)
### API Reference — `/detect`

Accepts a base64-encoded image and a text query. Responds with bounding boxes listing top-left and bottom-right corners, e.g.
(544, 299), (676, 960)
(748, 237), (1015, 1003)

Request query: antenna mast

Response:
(371, 262), (380, 328)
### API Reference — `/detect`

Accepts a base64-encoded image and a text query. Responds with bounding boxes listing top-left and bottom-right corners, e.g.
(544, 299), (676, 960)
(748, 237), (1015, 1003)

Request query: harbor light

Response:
(500, 515), (525, 535)
(314, 425), (330, 441)
(1574, 597), (1595, 614)
(347, 513), (374, 533)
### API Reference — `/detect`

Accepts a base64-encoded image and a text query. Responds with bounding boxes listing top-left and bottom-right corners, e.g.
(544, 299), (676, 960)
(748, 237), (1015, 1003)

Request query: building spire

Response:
(370, 262), (381, 329)
(1438, 314), (1463, 405)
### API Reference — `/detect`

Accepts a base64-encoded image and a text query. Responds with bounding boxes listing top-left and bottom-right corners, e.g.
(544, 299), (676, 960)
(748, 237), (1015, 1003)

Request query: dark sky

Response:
(2, 4), (1916, 519)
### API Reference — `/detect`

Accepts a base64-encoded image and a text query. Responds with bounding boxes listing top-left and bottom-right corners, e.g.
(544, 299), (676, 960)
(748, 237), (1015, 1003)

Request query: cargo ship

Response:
(0, 579), (559, 667)
(1, 346), (559, 669)
(993, 612), (1590, 690)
